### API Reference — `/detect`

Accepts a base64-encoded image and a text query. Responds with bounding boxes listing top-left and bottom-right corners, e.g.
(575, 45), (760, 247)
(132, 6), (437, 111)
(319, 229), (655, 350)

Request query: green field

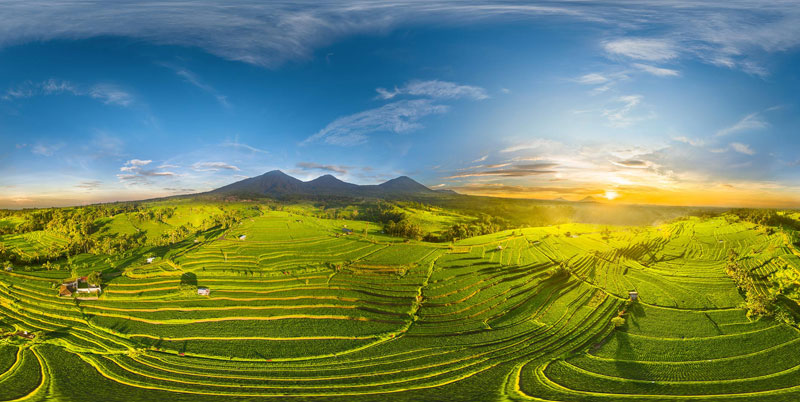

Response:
(1, 203), (800, 401)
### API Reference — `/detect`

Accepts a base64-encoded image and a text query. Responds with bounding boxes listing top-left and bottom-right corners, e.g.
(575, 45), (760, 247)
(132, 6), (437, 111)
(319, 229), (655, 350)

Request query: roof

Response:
(59, 285), (72, 297)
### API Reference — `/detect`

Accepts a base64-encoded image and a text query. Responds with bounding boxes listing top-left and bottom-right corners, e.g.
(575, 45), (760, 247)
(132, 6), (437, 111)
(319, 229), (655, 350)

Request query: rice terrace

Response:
(3, 1), (800, 401)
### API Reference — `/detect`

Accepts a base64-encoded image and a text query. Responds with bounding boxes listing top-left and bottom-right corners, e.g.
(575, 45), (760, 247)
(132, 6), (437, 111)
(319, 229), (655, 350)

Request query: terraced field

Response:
(1, 210), (800, 401)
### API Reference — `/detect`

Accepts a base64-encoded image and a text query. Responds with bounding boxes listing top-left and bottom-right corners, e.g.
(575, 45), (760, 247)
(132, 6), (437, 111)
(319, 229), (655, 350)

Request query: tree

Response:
(87, 271), (103, 286)
(611, 316), (626, 328)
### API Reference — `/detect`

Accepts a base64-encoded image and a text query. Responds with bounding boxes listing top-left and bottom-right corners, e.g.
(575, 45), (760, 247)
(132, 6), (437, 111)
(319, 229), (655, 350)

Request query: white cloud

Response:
(574, 73), (609, 85)
(602, 95), (651, 127)
(221, 140), (268, 154)
(730, 142), (755, 155)
(376, 80), (488, 100)
(472, 155), (488, 163)
(304, 99), (448, 146)
(500, 139), (561, 153)
(633, 63), (680, 77)
(603, 38), (678, 61)
(715, 112), (769, 136)
(2, 79), (133, 106)
(192, 161), (240, 171)
(89, 84), (133, 106)
(672, 136), (704, 147)
(127, 159), (152, 166)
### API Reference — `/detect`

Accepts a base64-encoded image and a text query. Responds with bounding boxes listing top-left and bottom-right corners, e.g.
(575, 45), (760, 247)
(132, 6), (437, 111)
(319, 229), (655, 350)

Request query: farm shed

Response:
(496, 245), (503, 251)
(4, 266), (12, 272)
(58, 285), (73, 297)
(628, 291), (639, 301)
(198, 287), (210, 296)
(342, 228), (353, 235)
(239, 235), (247, 241)
(146, 257), (155, 264)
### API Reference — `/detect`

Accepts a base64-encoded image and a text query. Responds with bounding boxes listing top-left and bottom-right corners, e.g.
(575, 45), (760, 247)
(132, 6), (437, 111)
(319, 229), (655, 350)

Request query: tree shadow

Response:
(180, 272), (198, 287)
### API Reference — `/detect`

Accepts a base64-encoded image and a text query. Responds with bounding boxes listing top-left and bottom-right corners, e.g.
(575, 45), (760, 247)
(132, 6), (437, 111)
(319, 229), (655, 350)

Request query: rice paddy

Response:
(1, 206), (800, 401)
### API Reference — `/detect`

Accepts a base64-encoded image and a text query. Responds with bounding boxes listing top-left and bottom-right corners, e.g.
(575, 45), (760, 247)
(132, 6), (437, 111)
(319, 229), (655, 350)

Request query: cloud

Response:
(118, 159), (179, 184)
(296, 162), (348, 174)
(0, 2), (795, 77)
(75, 180), (102, 190)
(31, 142), (64, 156)
(715, 112), (769, 136)
(730, 142), (755, 155)
(472, 155), (488, 163)
(500, 139), (561, 153)
(221, 140), (268, 154)
(191, 161), (240, 171)
(611, 159), (651, 168)
(633, 63), (680, 77)
(672, 136), (705, 147)
(376, 80), (488, 100)
(574, 73), (610, 85)
(602, 95), (652, 127)
(127, 159), (152, 166)
(88, 84), (134, 106)
(304, 99), (448, 146)
(603, 38), (678, 61)
(3, 79), (133, 106)
(170, 66), (231, 108)
(446, 162), (558, 178)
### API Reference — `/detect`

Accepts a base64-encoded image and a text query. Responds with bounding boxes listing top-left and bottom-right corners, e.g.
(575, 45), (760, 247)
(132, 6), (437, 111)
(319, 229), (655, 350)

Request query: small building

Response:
(4, 266), (12, 272)
(146, 257), (155, 264)
(239, 235), (247, 241)
(58, 285), (73, 297)
(628, 291), (639, 301)
(496, 245), (503, 251)
(197, 287), (210, 296)
(342, 228), (353, 235)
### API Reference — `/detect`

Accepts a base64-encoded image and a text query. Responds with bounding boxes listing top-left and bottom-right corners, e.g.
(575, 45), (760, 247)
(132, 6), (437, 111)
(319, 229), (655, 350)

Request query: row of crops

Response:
(1, 213), (799, 401)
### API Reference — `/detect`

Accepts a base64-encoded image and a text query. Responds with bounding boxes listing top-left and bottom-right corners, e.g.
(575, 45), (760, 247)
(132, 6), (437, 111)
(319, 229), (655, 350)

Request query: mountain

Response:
(209, 171), (437, 199)
(376, 176), (435, 194)
(211, 170), (303, 195)
(579, 196), (599, 203)
(553, 197), (568, 202)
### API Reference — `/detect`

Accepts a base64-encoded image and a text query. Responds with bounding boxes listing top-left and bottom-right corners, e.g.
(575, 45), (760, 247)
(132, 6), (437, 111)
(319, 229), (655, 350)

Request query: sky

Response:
(1, 1), (800, 209)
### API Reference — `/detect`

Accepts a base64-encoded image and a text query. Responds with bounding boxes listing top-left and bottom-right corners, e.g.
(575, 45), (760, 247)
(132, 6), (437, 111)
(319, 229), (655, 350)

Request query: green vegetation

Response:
(2, 200), (800, 401)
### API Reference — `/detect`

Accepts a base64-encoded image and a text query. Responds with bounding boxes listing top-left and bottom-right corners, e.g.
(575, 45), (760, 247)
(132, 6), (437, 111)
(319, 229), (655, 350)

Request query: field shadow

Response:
(180, 272), (198, 287)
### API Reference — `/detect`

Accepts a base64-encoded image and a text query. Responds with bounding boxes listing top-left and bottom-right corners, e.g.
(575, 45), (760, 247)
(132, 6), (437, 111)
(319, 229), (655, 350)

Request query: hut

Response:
(628, 291), (639, 301)
(197, 287), (210, 296)
(146, 257), (155, 264)
(496, 245), (503, 251)
(58, 285), (73, 297)
(239, 235), (247, 241)
(342, 228), (353, 235)
(4, 266), (12, 272)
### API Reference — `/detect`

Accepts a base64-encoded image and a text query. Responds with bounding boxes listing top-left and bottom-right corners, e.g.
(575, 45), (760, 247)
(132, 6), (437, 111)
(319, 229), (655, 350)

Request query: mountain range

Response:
(208, 170), (449, 199)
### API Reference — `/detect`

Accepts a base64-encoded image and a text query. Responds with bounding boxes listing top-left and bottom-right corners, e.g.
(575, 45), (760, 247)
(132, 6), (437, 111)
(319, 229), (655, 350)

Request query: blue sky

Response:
(1, 1), (799, 208)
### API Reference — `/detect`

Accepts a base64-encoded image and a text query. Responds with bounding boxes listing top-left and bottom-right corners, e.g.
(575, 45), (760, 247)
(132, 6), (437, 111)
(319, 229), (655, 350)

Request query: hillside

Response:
(1, 204), (800, 401)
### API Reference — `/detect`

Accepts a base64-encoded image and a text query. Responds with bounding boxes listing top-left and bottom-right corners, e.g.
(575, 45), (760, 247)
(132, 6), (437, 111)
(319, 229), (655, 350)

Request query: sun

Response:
(604, 190), (619, 200)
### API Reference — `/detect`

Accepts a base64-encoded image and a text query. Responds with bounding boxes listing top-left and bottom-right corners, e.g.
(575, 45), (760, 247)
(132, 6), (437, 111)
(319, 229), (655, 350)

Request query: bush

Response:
(611, 316), (626, 328)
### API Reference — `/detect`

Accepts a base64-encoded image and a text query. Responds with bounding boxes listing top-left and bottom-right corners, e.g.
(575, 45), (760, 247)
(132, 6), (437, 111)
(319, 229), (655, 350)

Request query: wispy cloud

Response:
(500, 139), (561, 153)
(446, 162), (558, 178)
(633, 63), (680, 77)
(191, 161), (240, 172)
(221, 140), (268, 154)
(715, 112), (769, 136)
(376, 80), (488, 100)
(303, 99), (448, 146)
(603, 38), (677, 61)
(2, 79), (133, 106)
(76, 180), (102, 190)
(472, 155), (488, 163)
(170, 66), (230, 108)
(730, 142), (755, 155)
(117, 159), (178, 184)
(31, 142), (64, 156)
(602, 95), (652, 127)
(574, 73), (610, 85)
(672, 136), (705, 147)
(296, 162), (348, 175)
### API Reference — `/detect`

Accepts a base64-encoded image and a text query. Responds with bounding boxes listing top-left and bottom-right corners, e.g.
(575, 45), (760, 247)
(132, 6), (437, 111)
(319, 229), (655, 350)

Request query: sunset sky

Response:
(1, 1), (799, 208)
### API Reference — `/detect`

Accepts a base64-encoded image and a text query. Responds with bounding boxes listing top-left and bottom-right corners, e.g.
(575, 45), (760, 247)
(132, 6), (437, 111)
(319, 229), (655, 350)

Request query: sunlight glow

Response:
(604, 190), (619, 200)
